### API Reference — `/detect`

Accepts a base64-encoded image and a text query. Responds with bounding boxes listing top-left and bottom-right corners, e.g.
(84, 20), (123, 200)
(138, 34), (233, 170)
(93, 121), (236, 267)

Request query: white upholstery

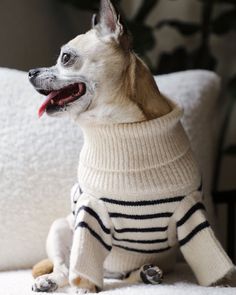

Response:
(0, 264), (235, 295)
(0, 68), (219, 272)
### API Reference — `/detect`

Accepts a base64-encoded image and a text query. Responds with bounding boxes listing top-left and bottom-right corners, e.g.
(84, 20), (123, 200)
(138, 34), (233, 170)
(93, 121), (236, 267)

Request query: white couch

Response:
(0, 68), (234, 294)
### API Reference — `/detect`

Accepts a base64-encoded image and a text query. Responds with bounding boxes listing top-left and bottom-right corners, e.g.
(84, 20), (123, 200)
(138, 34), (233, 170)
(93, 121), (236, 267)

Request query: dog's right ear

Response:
(96, 0), (132, 50)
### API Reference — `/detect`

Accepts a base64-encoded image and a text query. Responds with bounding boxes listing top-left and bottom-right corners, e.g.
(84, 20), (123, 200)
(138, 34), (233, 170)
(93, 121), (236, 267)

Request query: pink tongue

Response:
(38, 91), (60, 118)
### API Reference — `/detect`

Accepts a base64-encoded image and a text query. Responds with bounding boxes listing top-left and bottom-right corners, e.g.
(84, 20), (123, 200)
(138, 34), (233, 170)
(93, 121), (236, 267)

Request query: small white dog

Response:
(29, 0), (235, 293)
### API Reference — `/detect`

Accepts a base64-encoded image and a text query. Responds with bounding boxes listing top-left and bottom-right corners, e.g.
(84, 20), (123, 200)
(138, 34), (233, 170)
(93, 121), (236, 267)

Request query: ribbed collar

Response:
(78, 100), (200, 197)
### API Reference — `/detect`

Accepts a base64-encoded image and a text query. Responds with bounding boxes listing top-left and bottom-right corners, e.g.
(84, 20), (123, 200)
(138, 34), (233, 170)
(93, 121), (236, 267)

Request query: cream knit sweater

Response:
(69, 101), (234, 289)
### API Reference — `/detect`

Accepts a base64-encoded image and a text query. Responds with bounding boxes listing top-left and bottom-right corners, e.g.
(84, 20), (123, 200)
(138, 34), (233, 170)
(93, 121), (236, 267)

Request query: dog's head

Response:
(29, 0), (136, 122)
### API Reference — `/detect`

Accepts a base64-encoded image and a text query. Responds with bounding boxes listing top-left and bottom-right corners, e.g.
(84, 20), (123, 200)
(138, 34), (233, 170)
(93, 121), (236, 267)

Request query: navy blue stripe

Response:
(75, 206), (110, 234)
(177, 202), (206, 228)
(113, 244), (171, 254)
(179, 221), (210, 246)
(101, 196), (184, 206)
(109, 212), (172, 219)
(114, 226), (168, 233)
(112, 235), (168, 244)
(75, 222), (111, 251)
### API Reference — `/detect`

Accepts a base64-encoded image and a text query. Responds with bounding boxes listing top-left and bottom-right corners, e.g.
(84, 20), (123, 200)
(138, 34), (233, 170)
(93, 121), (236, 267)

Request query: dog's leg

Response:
(32, 259), (54, 279)
(69, 196), (113, 294)
(70, 277), (98, 294)
(213, 269), (236, 287)
(32, 216), (73, 292)
(173, 192), (235, 287)
(124, 264), (163, 285)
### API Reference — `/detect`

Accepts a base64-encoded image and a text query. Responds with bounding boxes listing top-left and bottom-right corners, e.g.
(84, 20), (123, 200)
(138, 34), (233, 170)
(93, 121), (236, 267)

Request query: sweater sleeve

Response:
(173, 191), (234, 286)
(69, 193), (112, 289)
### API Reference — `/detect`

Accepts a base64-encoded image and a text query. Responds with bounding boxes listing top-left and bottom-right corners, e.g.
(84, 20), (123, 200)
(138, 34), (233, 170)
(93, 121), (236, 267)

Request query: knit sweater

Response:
(69, 100), (234, 289)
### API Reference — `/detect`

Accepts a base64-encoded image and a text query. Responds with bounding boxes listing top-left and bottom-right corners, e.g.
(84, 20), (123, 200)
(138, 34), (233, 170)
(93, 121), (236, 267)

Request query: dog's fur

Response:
(29, 0), (235, 293)
(29, 1), (171, 125)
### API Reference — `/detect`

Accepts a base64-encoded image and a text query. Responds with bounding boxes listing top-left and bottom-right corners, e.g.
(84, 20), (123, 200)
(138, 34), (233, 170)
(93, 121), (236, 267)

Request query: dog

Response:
(29, 0), (235, 293)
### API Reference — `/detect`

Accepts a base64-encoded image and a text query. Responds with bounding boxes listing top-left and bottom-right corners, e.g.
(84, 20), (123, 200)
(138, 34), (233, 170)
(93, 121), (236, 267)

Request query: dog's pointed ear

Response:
(97, 0), (132, 50)
(91, 14), (98, 29)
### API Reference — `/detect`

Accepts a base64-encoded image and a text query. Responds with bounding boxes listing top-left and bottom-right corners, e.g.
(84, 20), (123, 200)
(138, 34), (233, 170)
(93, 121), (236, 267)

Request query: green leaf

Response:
(212, 9), (236, 35)
(127, 22), (156, 55)
(134, 0), (159, 22)
(156, 20), (201, 36)
(228, 75), (236, 98)
(224, 145), (236, 155)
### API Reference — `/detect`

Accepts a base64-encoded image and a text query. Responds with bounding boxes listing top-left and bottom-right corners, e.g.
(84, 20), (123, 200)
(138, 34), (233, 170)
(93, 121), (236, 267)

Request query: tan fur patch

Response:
(118, 52), (171, 121)
(32, 259), (54, 279)
(71, 277), (97, 292)
(72, 277), (81, 286)
(131, 55), (172, 120)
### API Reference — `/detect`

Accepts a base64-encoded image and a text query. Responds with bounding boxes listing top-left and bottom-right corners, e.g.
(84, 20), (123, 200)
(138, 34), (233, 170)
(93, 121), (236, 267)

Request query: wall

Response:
(0, 0), (91, 70)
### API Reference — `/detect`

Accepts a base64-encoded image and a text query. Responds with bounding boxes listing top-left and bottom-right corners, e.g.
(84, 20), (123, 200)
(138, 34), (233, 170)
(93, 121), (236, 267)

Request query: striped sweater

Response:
(69, 100), (234, 289)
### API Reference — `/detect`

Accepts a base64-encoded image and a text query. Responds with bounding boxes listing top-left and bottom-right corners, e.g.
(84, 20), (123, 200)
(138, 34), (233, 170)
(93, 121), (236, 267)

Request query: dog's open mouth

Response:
(38, 83), (86, 117)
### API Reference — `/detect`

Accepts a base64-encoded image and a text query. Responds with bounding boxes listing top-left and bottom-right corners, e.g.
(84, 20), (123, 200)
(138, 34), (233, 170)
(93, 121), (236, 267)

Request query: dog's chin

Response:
(45, 99), (90, 119)
(36, 82), (88, 118)
(45, 105), (67, 117)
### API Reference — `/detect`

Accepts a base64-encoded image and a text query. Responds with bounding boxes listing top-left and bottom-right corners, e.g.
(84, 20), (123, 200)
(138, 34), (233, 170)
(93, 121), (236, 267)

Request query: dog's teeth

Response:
(59, 101), (66, 107)
(51, 100), (54, 105)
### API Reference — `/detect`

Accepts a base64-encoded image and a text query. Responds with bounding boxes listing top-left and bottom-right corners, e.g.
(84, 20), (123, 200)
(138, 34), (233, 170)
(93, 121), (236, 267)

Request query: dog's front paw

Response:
(70, 276), (97, 294)
(140, 264), (163, 285)
(214, 269), (236, 288)
(32, 275), (58, 292)
(72, 287), (95, 294)
(69, 285), (97, 294)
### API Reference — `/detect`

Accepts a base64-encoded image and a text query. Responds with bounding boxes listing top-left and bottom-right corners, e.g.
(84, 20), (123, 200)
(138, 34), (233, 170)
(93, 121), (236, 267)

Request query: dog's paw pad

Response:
(32, 277), (58, 292)
(140, 264), (163, 285)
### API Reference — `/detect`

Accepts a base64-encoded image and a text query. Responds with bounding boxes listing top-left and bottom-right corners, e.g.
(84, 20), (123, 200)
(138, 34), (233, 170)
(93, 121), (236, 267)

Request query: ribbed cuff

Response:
(69, 229), (108, 289)
(181, 228), (234, 286)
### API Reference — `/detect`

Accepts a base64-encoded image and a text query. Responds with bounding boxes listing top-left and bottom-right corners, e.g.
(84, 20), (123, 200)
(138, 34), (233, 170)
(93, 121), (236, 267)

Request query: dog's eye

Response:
(61, 53), (71, 65)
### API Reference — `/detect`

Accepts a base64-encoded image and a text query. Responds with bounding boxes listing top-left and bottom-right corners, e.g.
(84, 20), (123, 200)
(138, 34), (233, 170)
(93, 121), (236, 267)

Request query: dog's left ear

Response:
(91, 14), (98, 28)
(96, 0), (132, 50)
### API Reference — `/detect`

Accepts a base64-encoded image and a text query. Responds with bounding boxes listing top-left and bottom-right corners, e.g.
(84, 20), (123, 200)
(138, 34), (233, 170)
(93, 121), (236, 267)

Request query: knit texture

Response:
(78, 100), (200, 197)
(69, 100), (234, 288)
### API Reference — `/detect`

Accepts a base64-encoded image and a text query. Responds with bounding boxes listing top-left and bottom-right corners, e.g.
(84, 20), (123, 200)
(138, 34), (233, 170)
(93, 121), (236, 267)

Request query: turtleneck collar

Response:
(78, 99), (201, 198)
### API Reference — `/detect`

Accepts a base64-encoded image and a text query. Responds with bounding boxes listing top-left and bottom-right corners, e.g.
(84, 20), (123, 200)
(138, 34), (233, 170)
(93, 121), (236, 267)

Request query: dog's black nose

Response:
(29, 69), (40, 79)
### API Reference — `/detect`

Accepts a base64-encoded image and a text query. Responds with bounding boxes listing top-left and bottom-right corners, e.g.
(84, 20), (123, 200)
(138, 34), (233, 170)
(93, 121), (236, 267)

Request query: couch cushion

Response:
(0, 68), (220, 270)
(0, 263), (235, 295)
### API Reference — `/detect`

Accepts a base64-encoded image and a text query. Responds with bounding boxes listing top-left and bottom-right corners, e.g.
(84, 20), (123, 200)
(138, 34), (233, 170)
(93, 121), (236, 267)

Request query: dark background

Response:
(0, 0), (91, 70)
